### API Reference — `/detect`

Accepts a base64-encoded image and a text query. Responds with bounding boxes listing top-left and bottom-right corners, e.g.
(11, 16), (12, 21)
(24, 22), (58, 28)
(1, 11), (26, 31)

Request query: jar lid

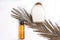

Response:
(35, 2), (42, 5)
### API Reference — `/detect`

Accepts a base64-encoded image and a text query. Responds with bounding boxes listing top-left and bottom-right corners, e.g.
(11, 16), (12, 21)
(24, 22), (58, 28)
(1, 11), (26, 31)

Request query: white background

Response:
(0, 0), (60, 40)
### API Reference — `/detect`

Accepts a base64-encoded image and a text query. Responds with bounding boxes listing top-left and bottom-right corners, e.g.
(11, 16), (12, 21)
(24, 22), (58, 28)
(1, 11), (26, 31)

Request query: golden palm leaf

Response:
(11, 7), (60, 40)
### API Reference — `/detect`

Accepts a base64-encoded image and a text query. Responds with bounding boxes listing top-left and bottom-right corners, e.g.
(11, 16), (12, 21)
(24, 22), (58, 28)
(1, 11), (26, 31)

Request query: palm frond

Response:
(11, 7), (60, 40)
